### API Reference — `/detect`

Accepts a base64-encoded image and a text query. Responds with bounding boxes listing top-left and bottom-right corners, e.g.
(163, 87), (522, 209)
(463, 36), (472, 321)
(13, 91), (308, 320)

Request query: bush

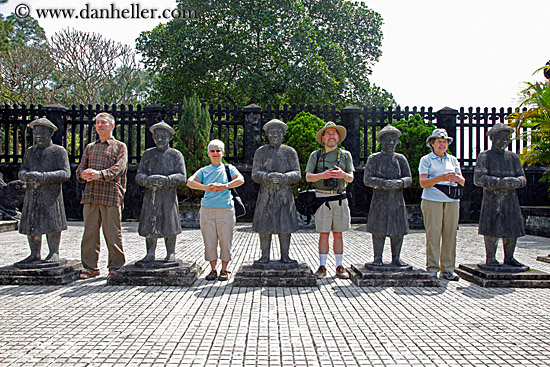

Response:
(174, 95), (212, 201)
(282, 111), (327, 190)
(391, 114), (436, 200)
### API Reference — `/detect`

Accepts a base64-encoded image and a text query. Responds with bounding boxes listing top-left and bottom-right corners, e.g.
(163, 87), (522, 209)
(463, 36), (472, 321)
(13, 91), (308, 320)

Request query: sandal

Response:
(107, 270), (117, 278)
(79, 270), (100, 279)
(205, 269), (218, 281)
(218, 270), (231, 281)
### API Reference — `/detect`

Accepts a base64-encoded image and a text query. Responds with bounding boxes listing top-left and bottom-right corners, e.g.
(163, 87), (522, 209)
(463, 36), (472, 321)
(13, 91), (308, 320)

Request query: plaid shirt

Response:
(76, 137), (128, 207)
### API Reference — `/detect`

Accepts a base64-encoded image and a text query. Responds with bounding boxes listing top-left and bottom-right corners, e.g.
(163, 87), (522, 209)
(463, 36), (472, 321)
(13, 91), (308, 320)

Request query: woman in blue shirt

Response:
(419, 129), (465, 281)
(187, 139), (244, 281)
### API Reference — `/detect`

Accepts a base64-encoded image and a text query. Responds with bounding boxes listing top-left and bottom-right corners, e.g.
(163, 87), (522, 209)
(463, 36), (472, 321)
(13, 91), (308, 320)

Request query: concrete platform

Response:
(107, 260), (201, 286)
(0, 259), (82, 285)
(455, 263), (550, 287)
(349, 263), (440, 287)
(233, 261), (317, 287)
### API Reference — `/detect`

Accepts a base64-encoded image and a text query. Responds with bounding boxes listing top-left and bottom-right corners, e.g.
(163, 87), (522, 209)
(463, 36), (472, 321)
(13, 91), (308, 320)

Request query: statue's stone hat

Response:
(315, 121), (347, 145)
(377, 124), (402, 139)
(149, 121), (175, 135)
(263, 119), (288, 133)
(486, 123), (514, 137)
(28, 117), (58, 131)
(426, 128), (453, 148)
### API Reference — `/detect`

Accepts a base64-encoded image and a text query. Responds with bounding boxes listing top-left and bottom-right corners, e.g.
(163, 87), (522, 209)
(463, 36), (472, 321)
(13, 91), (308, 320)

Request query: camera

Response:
(324, 178), (338, 188)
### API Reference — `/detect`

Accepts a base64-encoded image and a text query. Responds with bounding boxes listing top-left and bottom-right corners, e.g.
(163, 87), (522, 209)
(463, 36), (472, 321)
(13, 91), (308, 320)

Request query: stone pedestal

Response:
(536, 255), (550, 264)
(0, 259), (82, 285)
(455, 263), (550, 287)
(0, 220), (17, 233)
(233, 261), (317, 287)
(349, 263), (440, 287)
(107, 260), (201, 286)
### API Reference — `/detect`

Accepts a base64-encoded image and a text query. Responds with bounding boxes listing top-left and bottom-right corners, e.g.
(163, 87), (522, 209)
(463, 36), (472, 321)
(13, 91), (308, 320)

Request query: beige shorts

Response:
(199, 206), (236, 262)
(314, 192), (351, 233)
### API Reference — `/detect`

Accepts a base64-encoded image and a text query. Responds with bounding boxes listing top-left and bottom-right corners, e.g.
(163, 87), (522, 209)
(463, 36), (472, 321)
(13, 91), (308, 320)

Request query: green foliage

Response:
(0, 13), (46, 51)
(174, 95), (212, 200)
(391, 114), (436, 195)
(283, 111), (326, 190)
(507, 65), (550, 195)
(136, 0), (394, 107)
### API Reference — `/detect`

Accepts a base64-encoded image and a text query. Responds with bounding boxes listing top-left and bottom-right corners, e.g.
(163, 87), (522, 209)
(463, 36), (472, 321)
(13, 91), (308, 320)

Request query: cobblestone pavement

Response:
(0, 222), (550, 367)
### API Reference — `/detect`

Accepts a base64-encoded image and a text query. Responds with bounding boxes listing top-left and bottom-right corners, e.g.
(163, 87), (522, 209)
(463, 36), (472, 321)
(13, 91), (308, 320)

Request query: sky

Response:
(1, 0), (548, 110)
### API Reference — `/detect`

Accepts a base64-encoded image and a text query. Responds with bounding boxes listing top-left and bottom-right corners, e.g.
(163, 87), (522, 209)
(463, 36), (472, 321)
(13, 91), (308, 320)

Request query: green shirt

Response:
(305, 148), (354, 191)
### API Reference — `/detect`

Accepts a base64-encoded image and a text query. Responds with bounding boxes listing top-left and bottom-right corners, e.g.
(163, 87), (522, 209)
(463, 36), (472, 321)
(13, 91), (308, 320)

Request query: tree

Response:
(507, 65), (550, 193)
(0, 27), (152, 105)
(49, 28), (147, 105)
(0, 13), (46, 51)
(137, 0), (393, 107)
(0, 44), (55, 104)
(174, 95), (212, 179)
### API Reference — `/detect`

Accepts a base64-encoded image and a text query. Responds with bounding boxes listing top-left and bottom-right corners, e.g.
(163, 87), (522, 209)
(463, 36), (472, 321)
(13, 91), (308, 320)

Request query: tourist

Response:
(419, 128), (465, 280)
(186, 139), (244, 281)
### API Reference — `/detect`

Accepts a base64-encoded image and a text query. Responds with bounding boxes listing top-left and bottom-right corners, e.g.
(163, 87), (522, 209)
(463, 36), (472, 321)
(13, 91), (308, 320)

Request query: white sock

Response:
(319, 254), (327, 267)
(335, 254), (343, 267)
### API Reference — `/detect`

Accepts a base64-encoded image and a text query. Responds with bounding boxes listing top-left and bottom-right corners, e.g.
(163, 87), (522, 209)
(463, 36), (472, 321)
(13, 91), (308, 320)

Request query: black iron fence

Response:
(0, 103), (529, 166)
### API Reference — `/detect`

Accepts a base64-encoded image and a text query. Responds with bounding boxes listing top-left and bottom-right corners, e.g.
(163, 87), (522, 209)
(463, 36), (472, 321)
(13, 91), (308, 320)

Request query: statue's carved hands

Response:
(500, 177), (523, 189)
(148, 174), (168, 187)
(385, 179), (404, 190)
(267, 172), (284, 184)
(22, 171), (43, 183)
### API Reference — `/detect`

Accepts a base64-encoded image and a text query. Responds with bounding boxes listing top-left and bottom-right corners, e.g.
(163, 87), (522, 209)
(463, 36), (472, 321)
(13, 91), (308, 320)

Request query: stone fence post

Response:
(144, 104), (165, 149)
(340, 106), (362, 166)
(43, 104), (68, 147)
(435, 107), (458, 156)
(243, 104), (262, 165)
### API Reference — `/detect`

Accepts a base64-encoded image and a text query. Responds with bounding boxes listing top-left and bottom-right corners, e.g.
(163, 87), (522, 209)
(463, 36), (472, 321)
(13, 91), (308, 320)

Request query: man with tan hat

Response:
(305, 121), (354, 279)
(76, 112), (128, 279)
(474, 123), (526, 267)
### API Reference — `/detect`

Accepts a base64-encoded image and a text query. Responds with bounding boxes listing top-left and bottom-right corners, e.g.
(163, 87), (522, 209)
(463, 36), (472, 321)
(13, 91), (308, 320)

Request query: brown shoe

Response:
(205, 269), (218, 281)
(314, 266), (327, 279)
(336, 265), (350, 279)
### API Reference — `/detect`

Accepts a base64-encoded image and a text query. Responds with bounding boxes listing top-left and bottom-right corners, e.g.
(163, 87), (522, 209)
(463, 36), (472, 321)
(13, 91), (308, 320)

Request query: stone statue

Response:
(0, 175), (26, 220)
(364, 125), (412, 266)
(16, 118), (70, 264)
(135, 121), (187, 265)
(252, 119), (301, 263)
(474, 123), (527, 267)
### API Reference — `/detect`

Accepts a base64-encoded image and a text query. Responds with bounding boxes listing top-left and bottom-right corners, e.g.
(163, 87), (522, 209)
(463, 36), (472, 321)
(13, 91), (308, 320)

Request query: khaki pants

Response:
(421, 199), (460, 273)
(81, 204), (125, 272)
(314, 192), (351, 233)
(200, 206), (235, 262)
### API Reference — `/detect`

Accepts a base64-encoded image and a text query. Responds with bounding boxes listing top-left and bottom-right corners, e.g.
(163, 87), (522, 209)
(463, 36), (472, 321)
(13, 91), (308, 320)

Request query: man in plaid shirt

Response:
(76, 112), (128, 279)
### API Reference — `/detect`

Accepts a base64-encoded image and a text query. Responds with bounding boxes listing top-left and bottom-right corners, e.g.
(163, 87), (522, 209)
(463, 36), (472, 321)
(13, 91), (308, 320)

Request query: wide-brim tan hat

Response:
(149, 121), (175, 135)
(426, 128), (453, 148)
(263, 119), (288, 133)
(28, 117), (58, 131)
(486, 123), (514, 137)
(315, 121), (346, 145)
(377, 124), (402, 139)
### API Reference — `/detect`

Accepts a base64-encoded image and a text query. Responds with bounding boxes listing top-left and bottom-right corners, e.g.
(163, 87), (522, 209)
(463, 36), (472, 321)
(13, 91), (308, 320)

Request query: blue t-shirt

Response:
(418, 152), (462, 202)
(196, 164), (240, 208)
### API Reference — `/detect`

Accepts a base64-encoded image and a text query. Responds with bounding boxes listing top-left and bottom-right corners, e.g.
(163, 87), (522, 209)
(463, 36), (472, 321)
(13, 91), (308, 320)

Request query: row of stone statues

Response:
(11, 116), (527, 278)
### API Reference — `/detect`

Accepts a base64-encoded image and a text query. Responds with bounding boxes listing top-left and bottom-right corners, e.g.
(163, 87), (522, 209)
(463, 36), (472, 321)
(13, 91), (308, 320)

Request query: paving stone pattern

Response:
(0, 222), (550, 366)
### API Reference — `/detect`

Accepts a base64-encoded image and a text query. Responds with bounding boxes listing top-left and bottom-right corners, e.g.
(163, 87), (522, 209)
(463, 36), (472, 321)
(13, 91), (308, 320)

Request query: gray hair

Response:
(94, 112), (115, 125)
(208, 139), (225, 152)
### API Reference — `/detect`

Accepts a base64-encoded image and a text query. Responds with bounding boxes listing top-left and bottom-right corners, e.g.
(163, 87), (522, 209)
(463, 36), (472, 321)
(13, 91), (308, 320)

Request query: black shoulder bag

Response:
(224, 164), (246, 218)
(434, 184), (463, 200)
(295, 149), (323, 224)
